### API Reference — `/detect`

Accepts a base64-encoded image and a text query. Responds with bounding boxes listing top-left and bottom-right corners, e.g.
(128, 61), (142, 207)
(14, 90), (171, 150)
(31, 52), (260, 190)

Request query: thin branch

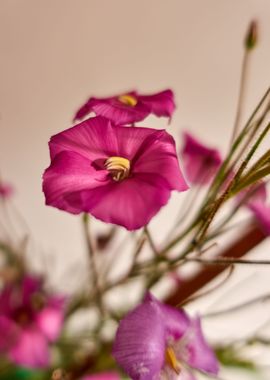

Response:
(230, 49), (250, 145)
(144, 226), (159, 257)
(172, 256), (270, 267)
(204, 292), (270, 318)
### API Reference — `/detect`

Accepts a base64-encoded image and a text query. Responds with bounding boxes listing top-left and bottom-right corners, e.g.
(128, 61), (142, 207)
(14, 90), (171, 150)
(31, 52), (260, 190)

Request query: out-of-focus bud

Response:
(245, 20), (258, 50)
(96, 227), (116, 251)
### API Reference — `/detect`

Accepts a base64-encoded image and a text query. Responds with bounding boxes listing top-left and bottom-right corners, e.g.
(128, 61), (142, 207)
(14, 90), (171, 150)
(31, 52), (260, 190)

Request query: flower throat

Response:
(105, 156), (130, 181)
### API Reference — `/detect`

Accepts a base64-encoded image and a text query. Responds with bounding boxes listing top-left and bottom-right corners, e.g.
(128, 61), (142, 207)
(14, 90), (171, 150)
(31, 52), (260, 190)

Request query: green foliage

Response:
(215, 346), (257, 371)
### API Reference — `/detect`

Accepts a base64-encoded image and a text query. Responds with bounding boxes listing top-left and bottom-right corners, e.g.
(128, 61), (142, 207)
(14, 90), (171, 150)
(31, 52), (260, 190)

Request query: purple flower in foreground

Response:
(43, 116), (188, 230)
(0, 275), (64, 368)
(82, 373), (120, 380)
(181, 132), (222, 185)
(113, 293), (219, 380)
(73, 89), (175, 125)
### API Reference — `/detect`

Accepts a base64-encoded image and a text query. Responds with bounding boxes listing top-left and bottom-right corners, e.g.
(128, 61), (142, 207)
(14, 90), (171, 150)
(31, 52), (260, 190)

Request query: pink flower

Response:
(43, 116), (188, 230)
(0, 181), (14, 199)
(82, 373), (120, 380)
(243, 182), (270, 235)
(181, 132), (222, 185)
(73, 89), (175, 125)
(0, 275), (65, 368)
(113, 293), (219, 380)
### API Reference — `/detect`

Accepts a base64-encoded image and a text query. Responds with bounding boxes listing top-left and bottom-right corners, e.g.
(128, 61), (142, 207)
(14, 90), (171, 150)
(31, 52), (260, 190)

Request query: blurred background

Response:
(1, 1), (270, 378)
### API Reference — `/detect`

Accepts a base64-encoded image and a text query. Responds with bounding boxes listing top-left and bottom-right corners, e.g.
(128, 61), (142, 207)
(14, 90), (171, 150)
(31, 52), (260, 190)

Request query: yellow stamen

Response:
(105, 156), (130, 181)
(118, 94), (138, 107)
(165, 347), (181, 375)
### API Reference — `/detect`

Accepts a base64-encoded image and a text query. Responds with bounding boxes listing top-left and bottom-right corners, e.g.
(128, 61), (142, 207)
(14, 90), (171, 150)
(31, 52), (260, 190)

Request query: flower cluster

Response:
(41, 89), (221, 379)
(0, 275), (64, 368)
(43, 90), (188, 230)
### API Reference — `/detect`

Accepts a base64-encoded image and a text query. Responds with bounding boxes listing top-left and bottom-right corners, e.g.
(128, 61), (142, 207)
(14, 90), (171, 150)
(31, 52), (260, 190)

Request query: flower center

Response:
(165, 346), (182, 375)
(105, 156), (130, 182)
(118, 94), (138, 107)
(13, 307), (32, 326)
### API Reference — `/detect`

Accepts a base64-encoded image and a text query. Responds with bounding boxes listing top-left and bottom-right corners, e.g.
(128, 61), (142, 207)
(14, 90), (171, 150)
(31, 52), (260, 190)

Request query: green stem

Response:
(82, 214), (104, 315)
(230, 48), (250, 145)
(144, 226), (159, 256)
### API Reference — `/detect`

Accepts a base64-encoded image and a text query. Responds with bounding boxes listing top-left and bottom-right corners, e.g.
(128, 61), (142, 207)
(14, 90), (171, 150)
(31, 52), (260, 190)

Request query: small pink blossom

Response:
(181, 132), (222, 185)
(43, 116), (188, 230)
(73, 89), (175, 125)
(0, 275), (65, 368)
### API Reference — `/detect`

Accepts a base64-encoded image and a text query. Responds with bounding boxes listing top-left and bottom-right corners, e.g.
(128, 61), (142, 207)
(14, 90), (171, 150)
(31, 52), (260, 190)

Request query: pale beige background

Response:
(1, 1), (270, 378)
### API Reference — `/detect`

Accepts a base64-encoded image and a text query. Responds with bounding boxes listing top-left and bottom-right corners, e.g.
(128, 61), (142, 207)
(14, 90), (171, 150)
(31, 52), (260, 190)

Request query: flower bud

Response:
(245, 20), (258, 50)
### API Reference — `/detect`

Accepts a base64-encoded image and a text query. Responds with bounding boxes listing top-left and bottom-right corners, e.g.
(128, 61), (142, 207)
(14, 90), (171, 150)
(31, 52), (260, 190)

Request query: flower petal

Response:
(36, 297), (64, 341)
(0, 316), (19, 352)
(144, 293), (190, 341)
(22, 276), (42, 306)
(49, 116), (118, 161)
(133, 129), (188, 191)
(76, 173), (173, 230)
(185, 317), (219, 375)
(139, 89), (176, 118)
(159, 367), (196, 380)
(179, 370), (197, 380)
(43, 150), (109, 214)
(0, 181), (14, 199)
(181, 132), (222, 185)
(113, 298), (166, 380)
(248, 202), (270, 235)
(9, 328), (50, 368)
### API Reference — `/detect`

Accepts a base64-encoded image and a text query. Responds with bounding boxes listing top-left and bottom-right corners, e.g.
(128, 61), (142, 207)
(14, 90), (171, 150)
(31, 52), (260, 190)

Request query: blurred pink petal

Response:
(249, 202), (270, 235)
(185, 317), (219, 374)
(0, 275), (64, 368)
(0, 181), (14, 199)
(36, 297), (65, 341)
(181, 132), (222, 185)
(9, 328), (50, 368)
(0, 316), (19, 351)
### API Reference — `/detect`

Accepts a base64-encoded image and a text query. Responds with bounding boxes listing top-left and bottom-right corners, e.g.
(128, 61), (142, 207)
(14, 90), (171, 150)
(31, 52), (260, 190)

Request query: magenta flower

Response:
(0, 275), (64, 368)
(181, 132), (222, 185)
(73, 89), (175, 125)
(113, 293), (219, 380)
(43, 116), (188, 230)
(82, 373), (120, 380)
